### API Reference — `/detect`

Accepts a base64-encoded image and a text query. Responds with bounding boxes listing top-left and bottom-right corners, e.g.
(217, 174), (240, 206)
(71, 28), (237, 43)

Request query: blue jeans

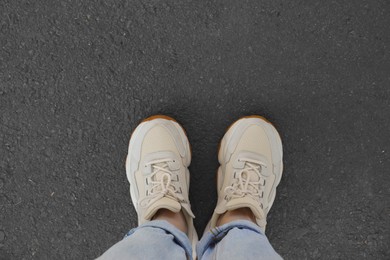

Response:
(97, 220), (282, 260)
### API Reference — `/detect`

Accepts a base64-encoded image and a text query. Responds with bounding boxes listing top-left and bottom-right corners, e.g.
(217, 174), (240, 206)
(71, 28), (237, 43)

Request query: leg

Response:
(97, 115), (198, 259)
(198, 116), (284, 259)
(153, 208), (188, 233)
(197, 218), (282, 260)
(98, 220), (190, 260)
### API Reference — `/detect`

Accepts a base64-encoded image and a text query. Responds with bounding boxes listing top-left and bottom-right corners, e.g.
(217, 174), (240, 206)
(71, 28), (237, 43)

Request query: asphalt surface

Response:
(1, 0), (389, 259)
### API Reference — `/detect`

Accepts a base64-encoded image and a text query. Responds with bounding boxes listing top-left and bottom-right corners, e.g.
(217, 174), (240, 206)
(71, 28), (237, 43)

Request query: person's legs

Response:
(97, 115), (198, 259)
(98, 220), (191, 260)
(197, 116), (283, 259)
(197, 219), (282, 260)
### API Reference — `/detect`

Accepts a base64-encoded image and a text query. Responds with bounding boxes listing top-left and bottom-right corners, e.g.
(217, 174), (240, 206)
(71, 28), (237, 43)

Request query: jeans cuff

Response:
(125, 220), (193, 258)
(197, 220), (263, 257)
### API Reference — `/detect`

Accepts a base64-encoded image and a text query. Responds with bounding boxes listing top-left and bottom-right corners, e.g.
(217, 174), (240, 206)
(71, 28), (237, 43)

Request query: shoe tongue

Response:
(144, 197), (182, 220)
(224, 197), (265, 220)
(242, 168), (260, 182)
(144, 162), (196, 220)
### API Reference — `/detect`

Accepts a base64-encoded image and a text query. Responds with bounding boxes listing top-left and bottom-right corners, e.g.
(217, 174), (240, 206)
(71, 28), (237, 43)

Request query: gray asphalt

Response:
(1, 0), (389, 259)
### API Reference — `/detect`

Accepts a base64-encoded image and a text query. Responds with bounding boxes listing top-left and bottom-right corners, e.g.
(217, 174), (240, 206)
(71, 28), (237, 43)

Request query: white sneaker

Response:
(125, 115), (198, 257)
(206, 115), (283, 233)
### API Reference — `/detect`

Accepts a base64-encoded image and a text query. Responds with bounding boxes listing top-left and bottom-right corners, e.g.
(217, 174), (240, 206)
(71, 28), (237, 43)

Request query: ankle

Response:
(217, 207), (256, 226)
(152, 209), (188, 233)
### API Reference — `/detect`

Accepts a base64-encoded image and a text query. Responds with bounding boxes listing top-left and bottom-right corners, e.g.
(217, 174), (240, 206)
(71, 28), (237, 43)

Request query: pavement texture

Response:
(1, 0), (389, 259)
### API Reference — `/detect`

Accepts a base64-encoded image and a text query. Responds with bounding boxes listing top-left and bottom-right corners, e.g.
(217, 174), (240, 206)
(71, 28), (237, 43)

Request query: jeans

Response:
(97, 220), (282, 260)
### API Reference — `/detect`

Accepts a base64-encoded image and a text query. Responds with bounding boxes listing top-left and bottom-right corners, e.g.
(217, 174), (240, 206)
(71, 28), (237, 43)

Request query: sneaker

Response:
(125, 115), (198, 257)
(206, 115), (283, 232)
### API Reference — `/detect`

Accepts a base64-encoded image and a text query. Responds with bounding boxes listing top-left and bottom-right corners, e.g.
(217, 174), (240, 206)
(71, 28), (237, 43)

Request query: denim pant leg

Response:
(97, 220), (192, 260)
(196, 220), (282, 260)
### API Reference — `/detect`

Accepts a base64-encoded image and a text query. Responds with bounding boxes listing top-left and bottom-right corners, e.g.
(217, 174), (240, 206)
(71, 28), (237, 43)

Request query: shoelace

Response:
(139, 159), (185, 208)
(224, 158), (267, 206)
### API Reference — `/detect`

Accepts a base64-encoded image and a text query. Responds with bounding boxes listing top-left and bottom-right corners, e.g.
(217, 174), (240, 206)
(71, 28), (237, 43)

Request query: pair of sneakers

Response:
(125, 115), (283, 258)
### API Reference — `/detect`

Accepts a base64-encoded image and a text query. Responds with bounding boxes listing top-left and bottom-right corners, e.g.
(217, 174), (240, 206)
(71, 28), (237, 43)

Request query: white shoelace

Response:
(139, 159), (185, 208)
(224, 158), (267, 207)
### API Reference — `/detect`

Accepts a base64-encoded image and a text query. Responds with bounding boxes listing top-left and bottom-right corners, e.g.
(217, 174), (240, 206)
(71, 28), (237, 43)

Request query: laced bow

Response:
(224, 158), (267, 204)
(139, 159), (185, 208)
